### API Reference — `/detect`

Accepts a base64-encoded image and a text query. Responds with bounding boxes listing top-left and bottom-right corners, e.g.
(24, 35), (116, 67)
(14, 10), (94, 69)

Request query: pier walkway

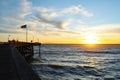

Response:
(0, 43), (41, 80)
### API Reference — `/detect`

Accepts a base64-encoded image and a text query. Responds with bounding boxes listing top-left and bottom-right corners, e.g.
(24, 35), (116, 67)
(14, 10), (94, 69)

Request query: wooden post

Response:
(26, 27), (28, 42)
(31, 45), (34, 57)
(8, 35), (10, 42)
(38, 45), (41, 60)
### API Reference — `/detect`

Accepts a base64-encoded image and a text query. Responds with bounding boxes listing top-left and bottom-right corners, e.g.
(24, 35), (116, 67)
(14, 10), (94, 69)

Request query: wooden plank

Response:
(9, 42), (41, 48)
(0, 44), (19, 80)
(0, 44), (41, 80)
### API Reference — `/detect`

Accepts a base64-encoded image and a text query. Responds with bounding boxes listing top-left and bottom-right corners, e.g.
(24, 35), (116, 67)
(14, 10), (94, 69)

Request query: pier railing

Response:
(9, 42), (41, 62)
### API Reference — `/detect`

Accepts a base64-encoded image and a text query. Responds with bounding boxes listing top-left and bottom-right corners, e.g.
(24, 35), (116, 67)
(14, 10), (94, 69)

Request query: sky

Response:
(0, 0), (120, 44)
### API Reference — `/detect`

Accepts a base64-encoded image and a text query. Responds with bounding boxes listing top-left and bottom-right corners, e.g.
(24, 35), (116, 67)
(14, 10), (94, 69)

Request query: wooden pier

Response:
(10, 42), (41, 62)
(0, 42), (41, 80)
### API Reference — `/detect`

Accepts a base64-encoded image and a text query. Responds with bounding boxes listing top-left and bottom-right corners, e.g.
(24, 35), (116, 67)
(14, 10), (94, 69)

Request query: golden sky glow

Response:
(83, 33), (99, 44)
(0, 0), (120, 44)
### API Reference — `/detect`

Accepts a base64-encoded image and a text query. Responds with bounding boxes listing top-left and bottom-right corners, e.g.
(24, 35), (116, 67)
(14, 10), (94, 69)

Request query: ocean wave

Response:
(104, 59), (120, 64)
(41, 50), (120, 55)
(32, 63), (120, 80)
(33, 44), (120, 80)
(33, 64), (104, 76)
(81, 50), (120, 54)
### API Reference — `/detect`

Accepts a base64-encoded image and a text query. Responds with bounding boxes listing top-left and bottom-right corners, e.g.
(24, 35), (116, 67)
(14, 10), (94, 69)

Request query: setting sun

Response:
(84, 34), (99, 44)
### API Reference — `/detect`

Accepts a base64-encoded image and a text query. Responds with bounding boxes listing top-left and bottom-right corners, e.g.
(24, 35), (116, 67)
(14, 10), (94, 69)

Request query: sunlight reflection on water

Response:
(32, 44), (120, 80)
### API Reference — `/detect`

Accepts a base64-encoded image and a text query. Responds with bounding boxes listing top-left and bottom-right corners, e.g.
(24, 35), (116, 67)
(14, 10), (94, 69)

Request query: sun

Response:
(84, 33), (99, 44)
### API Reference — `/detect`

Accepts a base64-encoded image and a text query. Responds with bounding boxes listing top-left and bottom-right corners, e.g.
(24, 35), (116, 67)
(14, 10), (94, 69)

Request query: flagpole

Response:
(26, 26), (27, 42)
(21, 24), (27, 42)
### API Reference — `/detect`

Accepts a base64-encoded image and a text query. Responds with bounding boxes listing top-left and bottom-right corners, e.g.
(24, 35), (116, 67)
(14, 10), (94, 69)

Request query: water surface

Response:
(32, 44), (120, 80)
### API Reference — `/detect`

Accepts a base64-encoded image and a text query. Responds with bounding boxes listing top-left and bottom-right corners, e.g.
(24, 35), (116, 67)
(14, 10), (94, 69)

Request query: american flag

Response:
(21, 25), (27, 28)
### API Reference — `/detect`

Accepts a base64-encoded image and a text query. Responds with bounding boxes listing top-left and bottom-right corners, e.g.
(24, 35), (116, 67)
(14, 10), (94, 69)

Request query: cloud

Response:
(32, 5), (92, 30)
(99, 24), (120, 33)
(32, 13), (70, 29)
(78, 24), (120, 38)
(0, 29), (13, 33)
(34, 7), (54, 13)
(33, 6), (59, 20)
(57, 30), (81, 35)
(34, 5), (93, 18)
(0, 0), (34, 34)
(60, 5), (93, 17)
(0, 28), (23, 34)
(1, 0), (92, 31)
(0, 0), (92, 38)
(19, 0), (32, 18)
(0, 0), (32, 20)
(90, 24), (120, 34)
(10, 0), (32, 19)
(35, 28), (81, 37)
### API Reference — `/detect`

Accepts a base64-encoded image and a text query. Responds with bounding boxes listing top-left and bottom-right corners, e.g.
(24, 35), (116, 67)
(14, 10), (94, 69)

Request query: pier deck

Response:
(11, 42), (41, 62)
(0, 43), (41, 80)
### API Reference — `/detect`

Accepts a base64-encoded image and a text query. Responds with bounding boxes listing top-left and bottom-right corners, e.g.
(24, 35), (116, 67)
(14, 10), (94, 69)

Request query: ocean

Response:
(32, 44), (120, 80)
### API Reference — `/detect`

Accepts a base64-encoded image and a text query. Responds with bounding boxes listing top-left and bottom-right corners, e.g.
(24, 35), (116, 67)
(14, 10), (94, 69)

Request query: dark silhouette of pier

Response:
(11, 42), (41, 62)
(0, 42), (41, 80)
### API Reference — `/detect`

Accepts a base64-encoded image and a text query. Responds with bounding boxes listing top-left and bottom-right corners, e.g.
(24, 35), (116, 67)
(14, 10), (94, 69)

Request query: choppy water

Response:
(32, 44), (120, 80)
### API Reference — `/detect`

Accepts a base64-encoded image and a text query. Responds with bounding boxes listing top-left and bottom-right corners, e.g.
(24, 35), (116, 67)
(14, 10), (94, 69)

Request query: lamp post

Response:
(8, 35), (10, 42)
(26, 27), (27, 42)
